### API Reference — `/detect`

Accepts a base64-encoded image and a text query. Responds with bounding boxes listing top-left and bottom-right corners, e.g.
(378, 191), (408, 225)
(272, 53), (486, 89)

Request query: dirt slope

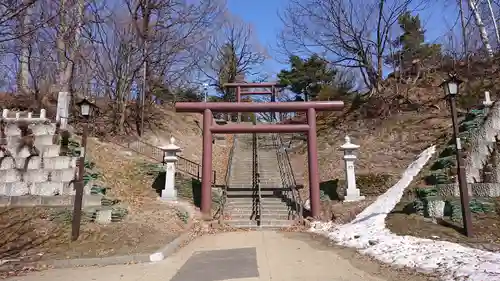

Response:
(288, 59), (500, 219)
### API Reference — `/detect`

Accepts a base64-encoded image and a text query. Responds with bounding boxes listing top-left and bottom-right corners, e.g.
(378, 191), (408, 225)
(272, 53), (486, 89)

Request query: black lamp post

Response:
(440, 73), (473, 237)
(72, 97), (96, 241)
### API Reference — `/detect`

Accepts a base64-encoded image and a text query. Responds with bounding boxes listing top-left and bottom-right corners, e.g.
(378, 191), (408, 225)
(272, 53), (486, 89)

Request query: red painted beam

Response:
(210, 124), (309, 133)
(175, 101), (344, 113)
(240, 91), (273, 95)
(223, 82), (284, 88)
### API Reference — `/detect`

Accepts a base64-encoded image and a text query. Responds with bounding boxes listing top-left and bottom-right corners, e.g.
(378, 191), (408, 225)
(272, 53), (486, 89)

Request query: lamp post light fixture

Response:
(440, 73), (473, 237)
(203, 83), (209, 103)
(72, 97), (97, 241)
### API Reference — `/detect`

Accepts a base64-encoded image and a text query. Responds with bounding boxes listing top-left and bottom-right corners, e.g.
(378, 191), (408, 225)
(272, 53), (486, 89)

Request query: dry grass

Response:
(291, 110), (451, 183)
(126, 106), (233, 186)
(142, 107), (204, 162)
(319, 198), (376, 223)
(289, 108), (452, 221)
(212, 135), (234, 186)
(387, 200), (500, 252)
(0, 104), (235, 277)
(0, 139), (192, 277)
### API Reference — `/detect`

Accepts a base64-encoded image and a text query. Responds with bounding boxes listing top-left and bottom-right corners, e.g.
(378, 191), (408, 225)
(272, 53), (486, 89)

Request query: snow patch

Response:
(310, 145), (500, 281)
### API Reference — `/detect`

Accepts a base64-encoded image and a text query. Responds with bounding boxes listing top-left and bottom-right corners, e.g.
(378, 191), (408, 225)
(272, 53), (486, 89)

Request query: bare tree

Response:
(485, 0), (500, 44)
(468, 0), (495, 57)
(199, 14), (267, 100)
(0, 0), (47, 44)
(1, 0), (226, 137)
(279, 0), (428, 94)
(124, 0), (224, 134)
(89, 9), (141, 133)
(16, 0), (34, 95)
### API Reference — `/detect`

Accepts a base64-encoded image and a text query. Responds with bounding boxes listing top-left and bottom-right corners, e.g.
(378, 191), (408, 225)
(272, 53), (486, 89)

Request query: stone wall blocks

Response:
(14, 157), (42, 170)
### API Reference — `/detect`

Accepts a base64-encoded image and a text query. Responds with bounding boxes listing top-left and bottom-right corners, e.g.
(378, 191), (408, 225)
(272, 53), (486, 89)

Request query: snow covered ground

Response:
(310, 146), (500, 281)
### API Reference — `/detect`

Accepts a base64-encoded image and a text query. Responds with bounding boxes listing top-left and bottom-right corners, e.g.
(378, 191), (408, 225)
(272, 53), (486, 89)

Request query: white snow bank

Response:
(311, 146), (500, 281)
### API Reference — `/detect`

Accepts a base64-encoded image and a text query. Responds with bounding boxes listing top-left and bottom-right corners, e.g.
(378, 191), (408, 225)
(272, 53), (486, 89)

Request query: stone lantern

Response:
(160, 137), (181, 201)
(340, 135), (365, 202)
(482, 91), (493, 115)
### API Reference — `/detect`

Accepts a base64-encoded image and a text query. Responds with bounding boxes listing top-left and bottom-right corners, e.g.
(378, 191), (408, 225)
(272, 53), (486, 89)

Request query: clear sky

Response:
(226, 0), (458, 79)
(226, 0), (289, 79)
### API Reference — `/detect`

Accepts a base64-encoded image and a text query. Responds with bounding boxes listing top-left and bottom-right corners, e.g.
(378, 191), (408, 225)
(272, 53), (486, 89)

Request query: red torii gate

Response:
(175, 84), (344, 218)
(226, 82), (280, 122)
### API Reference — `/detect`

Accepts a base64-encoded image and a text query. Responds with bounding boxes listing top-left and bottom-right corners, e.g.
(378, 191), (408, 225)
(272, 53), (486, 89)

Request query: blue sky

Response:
(227, 0), (458, 79)
(227, 0), (289, 79)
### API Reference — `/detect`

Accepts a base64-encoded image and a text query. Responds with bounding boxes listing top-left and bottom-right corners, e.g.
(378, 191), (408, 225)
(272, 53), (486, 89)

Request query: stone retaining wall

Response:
(0, 109), (85, 200)
(437, 183), (500, 197)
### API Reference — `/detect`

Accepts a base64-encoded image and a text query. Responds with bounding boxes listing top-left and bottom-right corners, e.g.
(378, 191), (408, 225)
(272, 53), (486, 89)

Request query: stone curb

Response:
(39, 200), (196, 269)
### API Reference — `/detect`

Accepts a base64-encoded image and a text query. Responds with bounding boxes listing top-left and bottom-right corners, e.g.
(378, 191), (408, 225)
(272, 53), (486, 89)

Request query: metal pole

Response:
(71, 117), (88, 241)
(449, 94), (473, 237)
(140, 0), (149, 136)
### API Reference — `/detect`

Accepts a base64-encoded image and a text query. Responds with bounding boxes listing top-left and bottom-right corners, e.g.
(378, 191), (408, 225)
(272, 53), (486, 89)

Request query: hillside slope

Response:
(289, 59), (500, 211)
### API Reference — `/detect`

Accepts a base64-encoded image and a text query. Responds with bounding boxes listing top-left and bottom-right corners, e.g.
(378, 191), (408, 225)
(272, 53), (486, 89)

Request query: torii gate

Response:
(228, 82), (279, 122)
(175, 83), (344, 218)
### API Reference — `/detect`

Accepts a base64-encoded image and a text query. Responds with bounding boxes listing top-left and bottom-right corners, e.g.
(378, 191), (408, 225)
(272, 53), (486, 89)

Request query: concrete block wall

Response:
(0, 109), (81, 198)
(437, 183), (500, 198)
(465, 102), (500, 183)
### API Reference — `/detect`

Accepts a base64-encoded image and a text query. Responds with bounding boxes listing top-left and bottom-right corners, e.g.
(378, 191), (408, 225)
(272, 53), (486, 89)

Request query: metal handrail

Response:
(253, 132), (262, 226)
(273, 133), (303, 220)
(218, 134), (237, 219)
(117, 138), (217, 185)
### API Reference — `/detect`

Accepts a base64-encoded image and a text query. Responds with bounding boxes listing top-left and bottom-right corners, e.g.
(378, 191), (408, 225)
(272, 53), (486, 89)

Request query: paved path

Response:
(10, 231), (432, 281)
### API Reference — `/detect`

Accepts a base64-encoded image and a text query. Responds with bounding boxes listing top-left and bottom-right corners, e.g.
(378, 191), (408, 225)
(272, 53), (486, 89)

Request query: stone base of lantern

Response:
(344, 188), (365, 202)
(160, 188), (177, 201)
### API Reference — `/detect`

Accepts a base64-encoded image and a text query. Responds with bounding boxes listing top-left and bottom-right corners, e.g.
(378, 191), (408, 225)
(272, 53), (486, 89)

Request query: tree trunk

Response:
(17, 0), (33, 96)
(485, 0), (500, 44)
(55, 0), (85, 97)
(468, 0), (494, 58)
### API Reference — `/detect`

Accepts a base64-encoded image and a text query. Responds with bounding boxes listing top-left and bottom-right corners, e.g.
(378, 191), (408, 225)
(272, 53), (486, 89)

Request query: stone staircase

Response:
(224, 133), (294, 228)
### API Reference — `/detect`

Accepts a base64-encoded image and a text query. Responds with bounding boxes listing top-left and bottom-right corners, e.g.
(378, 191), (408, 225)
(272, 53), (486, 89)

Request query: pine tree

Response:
(386, 11), (441, 72)
(278, 54), (346, 101)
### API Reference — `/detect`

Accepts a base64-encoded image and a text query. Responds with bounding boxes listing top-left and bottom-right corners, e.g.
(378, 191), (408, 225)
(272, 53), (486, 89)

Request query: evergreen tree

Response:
(278, 54), (341, 101)
(386, 11), (441, 71)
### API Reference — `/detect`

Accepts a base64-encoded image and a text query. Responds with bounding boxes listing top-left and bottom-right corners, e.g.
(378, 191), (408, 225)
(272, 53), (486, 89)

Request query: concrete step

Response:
(258, 167), (280, 170)
(226, 208), (290, 216)
(226, 190), (282, 196)
(226, 205), (289, 212)
(224, 219), (294, 229)
(229, 213), (291, 220)
(230, 173), (280, 178)
(230, 174), (276, 178)
(228, 183), (282, 187)
(227, 186), (288, 191)
(226, 198), (289, 207)
(227, 196), (285, 200)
